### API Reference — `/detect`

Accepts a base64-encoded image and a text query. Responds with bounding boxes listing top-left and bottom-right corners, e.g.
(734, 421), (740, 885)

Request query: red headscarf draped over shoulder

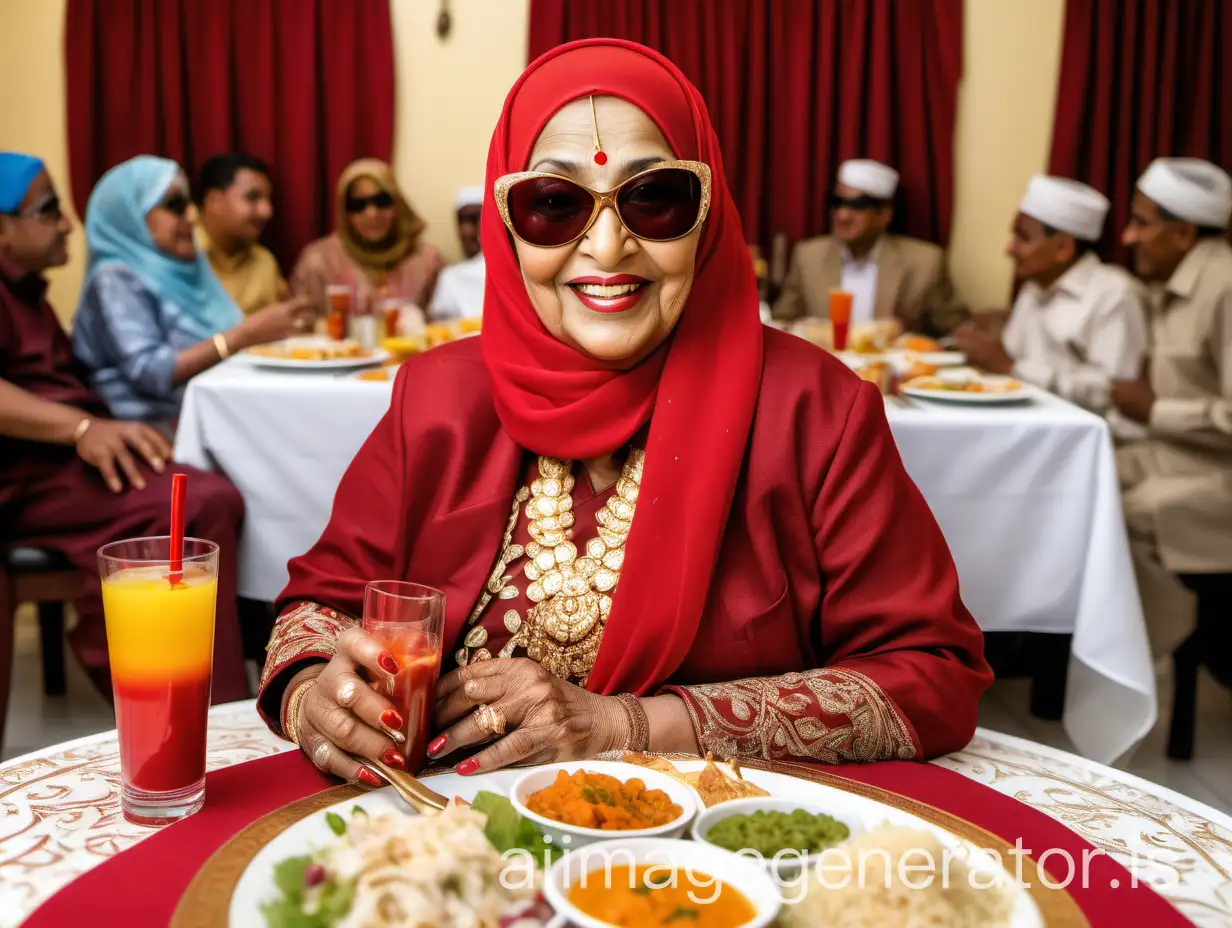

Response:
(480, 40), (764, 694)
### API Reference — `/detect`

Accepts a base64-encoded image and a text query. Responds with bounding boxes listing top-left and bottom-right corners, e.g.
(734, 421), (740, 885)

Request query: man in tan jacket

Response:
(772, 159), (968, 335)
(1113, 157), (1232, 677)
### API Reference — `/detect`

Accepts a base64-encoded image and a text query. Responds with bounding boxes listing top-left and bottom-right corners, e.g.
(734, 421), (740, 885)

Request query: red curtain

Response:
(529, 0), (965, 250)
(64, 0), (395, 269)
(1049, 0), (1232, 265)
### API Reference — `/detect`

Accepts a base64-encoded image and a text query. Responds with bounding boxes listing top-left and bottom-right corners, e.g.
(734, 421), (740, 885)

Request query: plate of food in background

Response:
(244, 337), (388, 371)
(901, 368), (1031, 404)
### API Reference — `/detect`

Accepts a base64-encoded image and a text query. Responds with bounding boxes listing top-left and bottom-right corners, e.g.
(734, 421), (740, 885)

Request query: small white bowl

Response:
(691, 797), (865, 879)
(544, 837), (782, 928)
(509, 760), (697, 850)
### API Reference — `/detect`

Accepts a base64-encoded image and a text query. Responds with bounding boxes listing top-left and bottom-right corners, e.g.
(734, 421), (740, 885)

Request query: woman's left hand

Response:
(430, 659), (628, 773)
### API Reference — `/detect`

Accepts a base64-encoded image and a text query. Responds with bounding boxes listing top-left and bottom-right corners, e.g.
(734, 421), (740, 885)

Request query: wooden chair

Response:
(1, 547), (83, 750)
(1167, 573), (1232, 760)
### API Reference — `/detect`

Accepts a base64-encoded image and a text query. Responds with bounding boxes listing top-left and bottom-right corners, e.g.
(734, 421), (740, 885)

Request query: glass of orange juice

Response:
(363, 581), (445, 774)
(98, 536), (218, 826)
(325, 284), (353, 341)
(829, 289), (853, 352)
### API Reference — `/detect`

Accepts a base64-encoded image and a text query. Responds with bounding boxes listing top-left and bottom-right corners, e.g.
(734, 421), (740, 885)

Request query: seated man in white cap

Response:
(772, 158), (967, 335)
(954, 175), (1148, 438)
(1114, 157), (1232, 677)
(428, 185), (485, 322)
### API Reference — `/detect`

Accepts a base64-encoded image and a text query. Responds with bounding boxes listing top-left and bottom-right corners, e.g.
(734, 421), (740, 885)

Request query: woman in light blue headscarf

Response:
(73, 155), (314, 427)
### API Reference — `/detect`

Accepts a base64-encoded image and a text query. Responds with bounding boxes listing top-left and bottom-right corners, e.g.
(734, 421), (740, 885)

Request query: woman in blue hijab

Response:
(73, 156), (313, 427)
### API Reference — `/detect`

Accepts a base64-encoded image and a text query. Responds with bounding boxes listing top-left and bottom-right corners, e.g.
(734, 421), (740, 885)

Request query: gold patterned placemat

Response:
(172, 760), (1088, 927)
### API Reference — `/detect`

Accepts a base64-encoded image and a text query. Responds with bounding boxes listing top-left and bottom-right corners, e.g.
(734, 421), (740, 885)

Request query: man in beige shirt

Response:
(955, 175), (1148, 440)
(772, 159), (967, 335)
(1113, 157), (1232, 672)
(196, 152), (288, 315)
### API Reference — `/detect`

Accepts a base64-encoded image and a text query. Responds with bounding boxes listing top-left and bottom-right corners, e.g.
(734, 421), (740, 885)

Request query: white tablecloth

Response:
(175, 360), (1154, 764)
(2, 702), (1228, 928)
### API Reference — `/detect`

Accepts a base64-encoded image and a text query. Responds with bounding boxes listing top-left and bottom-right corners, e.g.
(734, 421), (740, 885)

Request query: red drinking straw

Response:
(169, 472), (187, 586)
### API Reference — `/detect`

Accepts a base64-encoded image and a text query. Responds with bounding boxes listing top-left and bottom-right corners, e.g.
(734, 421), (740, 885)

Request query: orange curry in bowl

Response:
(568, 864), (756, 928)
(526, 770), (683, 831)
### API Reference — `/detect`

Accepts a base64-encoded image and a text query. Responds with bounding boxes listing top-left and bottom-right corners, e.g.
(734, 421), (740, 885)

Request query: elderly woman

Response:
(73, 156), (313, 428)
(259, 40), (991, 785)
(289, 159), (443, 316)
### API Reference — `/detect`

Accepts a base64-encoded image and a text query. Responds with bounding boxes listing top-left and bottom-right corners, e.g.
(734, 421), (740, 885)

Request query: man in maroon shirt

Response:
(0, 153), (249, 707)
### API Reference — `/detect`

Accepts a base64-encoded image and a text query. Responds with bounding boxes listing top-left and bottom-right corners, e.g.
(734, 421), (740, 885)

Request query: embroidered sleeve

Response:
(256, 601), (358, 738)
(662, 668), (919, 764)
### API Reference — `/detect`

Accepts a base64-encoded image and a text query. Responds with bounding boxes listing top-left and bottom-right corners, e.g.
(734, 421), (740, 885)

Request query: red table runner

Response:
(22, 750), (1192, 926)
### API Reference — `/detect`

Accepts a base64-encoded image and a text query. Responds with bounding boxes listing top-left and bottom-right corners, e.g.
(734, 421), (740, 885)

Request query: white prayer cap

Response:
(837, 159), (899, 199)
(1018, 174), (1110, 241)
(454, 185), (485, 210)
(1136, 158), (1232, 229)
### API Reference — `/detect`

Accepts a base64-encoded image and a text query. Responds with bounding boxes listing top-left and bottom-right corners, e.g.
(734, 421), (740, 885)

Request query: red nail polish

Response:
(378, 652), (400, 675)
(358, 768), (383, 787)
(427, 735), (448, 756)
(455, 757), (480, 776)
(380, 708), (404, 731)
(382, 749), (406, 770)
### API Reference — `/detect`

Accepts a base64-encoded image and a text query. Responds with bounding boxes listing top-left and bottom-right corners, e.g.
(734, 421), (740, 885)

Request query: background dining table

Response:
(1, 701), (1228, 928)
(173, 355), (1154, 764)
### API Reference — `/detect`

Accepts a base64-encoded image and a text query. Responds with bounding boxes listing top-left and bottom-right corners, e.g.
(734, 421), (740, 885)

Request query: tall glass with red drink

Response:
(829, 289), (853, 351)
(98, 536), (218, 826)
(363, 581), (446, 773)
(325, 284), (353, 341)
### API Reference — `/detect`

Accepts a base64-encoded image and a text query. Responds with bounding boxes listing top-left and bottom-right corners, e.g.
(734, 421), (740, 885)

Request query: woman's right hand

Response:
(235, 296), (316, 348)
(287, 627), (407, 783)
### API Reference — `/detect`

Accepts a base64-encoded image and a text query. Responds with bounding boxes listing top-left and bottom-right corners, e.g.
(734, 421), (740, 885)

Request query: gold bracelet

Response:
(212, 332), (231, 360)
(71, 417), (93, 444)
(284, 678), (317, 745)
(616, 693), (650, 753)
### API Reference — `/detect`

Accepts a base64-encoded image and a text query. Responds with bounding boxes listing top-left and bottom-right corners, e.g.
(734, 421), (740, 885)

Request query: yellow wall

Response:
(390, 0), (529, 264)
(950, 0), (1066, 308)
(0, 0), (1059, 320)
(0, 0), (81, 322)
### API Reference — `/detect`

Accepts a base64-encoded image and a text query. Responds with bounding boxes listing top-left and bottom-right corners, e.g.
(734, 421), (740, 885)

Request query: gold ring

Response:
(474, 703), (507, 736)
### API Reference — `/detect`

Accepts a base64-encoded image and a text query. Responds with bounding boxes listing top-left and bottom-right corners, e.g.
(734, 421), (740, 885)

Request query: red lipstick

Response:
(567, 275), (651, 314)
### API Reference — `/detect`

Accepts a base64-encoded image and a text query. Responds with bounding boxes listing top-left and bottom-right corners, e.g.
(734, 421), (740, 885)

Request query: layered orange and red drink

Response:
(99, 537), (218, 825)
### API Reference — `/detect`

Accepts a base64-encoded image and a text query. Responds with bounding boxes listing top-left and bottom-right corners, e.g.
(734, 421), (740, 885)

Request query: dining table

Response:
(173, 354), (1154, 765)
(1, 701), (1228, 927)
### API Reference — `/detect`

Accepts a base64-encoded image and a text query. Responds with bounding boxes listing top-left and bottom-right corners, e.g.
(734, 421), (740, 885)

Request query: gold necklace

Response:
(509, 450), (643, 683)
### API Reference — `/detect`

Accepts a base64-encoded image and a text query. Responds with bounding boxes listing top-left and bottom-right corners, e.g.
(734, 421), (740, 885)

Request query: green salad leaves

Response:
(471, 790), (561, 866)
(261, 855), (355, 928)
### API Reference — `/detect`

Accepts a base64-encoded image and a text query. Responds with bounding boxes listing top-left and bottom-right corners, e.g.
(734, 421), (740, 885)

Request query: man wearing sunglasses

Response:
(196, 152), (288, 316)
(428, 185), (485, 322)
(772, 159), (968, 337)
(0, 151), (249, 703)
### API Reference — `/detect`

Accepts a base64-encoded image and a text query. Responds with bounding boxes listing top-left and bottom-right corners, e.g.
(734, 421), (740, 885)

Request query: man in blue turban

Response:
(0, 153), (250, 705)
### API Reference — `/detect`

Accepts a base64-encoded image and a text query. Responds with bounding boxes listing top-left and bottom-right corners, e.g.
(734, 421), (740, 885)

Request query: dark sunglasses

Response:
(494, 161), (711, 247)
(345, 191), (396, 214)
(830, 193), (889, 211)
(9, 191), (64, 221)
(157, 193), (192, 216)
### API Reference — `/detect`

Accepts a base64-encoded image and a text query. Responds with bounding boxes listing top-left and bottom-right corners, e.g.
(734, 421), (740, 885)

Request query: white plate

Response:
(240, 337), (388, 370)
(902, 369), (1032, 404)
(901, 383), (1032, 405)
(893, 349), (967, 368)
(836, 350), (967, 374)
(230, 759), (1045, 927)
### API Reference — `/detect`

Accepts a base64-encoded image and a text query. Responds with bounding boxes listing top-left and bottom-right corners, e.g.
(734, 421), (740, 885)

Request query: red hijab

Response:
(480, 40), (764, 695)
